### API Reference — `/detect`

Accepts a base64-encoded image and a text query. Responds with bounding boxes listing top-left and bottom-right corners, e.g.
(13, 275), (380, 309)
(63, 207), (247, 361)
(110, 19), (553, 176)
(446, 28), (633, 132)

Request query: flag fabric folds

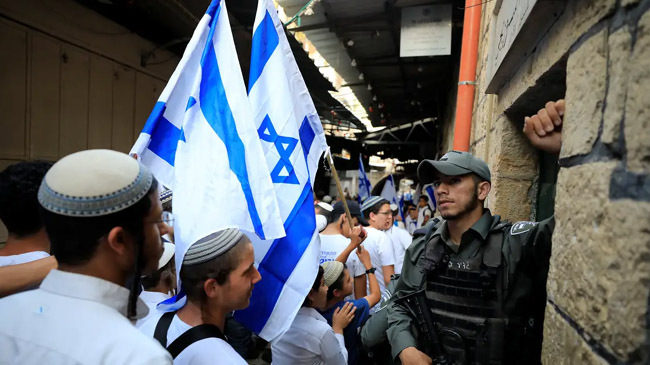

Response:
(358, 154), (372, 203)
(380, 174), (399, 207)
(129, 0), (286, 309)
(422, 183), (437, 211)
(233, 0), (328, 340)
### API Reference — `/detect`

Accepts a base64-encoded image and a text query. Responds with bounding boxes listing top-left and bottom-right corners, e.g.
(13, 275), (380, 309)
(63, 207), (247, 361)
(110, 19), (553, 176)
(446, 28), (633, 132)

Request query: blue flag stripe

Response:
(248, 11), (279, 92)
(425, 185), (437, 209)
(142, 102), (181, 166)
(235, 182), (315, 333)
(198, 4), (266, 239)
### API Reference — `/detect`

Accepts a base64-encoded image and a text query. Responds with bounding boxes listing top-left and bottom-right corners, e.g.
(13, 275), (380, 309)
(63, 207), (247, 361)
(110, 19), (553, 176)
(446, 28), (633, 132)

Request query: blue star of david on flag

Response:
(257, 115), (299, 185)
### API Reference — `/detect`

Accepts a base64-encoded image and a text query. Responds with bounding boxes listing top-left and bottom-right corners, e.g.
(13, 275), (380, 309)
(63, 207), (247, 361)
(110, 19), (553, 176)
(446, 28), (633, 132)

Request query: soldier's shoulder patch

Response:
(510, 221), (538, 235)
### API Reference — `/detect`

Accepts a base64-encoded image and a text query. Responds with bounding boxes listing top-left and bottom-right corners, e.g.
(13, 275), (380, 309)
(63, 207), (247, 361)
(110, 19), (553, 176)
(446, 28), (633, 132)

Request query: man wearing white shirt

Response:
(139, 228), (260, 364)
(385, 210), (413, 275)
(0, 161), (58, 297)
(404, 202), (418, 235)
(0, 149), (172, 364)
(416, 195), (433, 228)
(360, 196), (395, 311)
(319, 200), (368, 299)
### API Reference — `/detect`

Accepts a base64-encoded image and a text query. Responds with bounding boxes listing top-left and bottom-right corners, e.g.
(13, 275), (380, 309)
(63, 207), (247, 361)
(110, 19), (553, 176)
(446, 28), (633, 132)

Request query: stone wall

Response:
(440, 0), (650, 362)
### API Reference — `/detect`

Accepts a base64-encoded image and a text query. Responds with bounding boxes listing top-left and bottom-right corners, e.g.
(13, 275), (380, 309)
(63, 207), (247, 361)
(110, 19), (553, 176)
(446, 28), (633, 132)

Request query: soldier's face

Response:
(432, 173), (481, 220)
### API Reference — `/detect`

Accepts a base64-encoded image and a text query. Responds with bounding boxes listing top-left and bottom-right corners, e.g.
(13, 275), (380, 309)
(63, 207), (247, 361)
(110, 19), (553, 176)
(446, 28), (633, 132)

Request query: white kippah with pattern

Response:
(361, 196), (387, 212)
(183, 228), (244, 266)
(322, 261), (344, 287)
(38, 149), (154, 217)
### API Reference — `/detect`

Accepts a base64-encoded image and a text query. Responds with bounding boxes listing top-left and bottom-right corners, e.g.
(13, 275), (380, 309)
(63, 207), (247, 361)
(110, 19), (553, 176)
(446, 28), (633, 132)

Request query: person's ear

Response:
(333, 288), (343, 298)
(106, 227), (131, 257)
(477, 181), (491, 200)
(204, 278), (219, 299)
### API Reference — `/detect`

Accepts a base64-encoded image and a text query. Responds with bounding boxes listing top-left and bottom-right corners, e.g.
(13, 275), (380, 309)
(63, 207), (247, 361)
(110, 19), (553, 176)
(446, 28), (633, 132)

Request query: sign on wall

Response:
(485, 0), (565, 93)
(400, 4), (452, 57)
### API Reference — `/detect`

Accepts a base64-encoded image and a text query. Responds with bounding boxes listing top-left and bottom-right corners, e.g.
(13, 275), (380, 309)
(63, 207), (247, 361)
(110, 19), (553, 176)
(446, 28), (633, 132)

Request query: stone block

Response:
(471, 95), (494, 146)
(549, 162), (650, 360)
(487, 174), (535, 222)
(542, 303), (609, 365)
(622, 0), (640, 6)
(624, 10), (650, 173)
(497, 0), (616, 113)
(561, 28), (608, 158)
(602, 26), (632, 145)
(487, 115), (539, 180)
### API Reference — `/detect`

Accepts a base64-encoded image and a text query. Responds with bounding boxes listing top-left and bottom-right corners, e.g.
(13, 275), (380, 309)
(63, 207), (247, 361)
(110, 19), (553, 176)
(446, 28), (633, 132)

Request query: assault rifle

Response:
(395, 289), (454, 365)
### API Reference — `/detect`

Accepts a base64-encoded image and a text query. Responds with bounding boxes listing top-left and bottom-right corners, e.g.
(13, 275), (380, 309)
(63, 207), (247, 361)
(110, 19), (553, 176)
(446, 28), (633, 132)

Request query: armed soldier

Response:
(387, 100), (564, 365)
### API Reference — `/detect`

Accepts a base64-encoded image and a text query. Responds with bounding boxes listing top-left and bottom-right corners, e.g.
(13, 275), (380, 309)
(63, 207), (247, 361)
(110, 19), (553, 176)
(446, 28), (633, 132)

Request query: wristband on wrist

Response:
(365, 267), (376, 275)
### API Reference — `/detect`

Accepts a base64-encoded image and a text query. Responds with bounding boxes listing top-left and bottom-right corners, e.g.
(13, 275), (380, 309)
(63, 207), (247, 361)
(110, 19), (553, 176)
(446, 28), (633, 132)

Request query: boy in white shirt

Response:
(359, 196), (396, 312)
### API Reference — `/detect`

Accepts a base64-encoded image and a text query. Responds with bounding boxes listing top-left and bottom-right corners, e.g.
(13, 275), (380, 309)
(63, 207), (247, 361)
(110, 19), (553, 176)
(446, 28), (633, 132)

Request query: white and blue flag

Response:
(129, 0), (286, 308)
(380, 174), (399, 207)
(422, 183), (437, 211)
(233, 0), (328, 340)
(358, 154), (372, 202)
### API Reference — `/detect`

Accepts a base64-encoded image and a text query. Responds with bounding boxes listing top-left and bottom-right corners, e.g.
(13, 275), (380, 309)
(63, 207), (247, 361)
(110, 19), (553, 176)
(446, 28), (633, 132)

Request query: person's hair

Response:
(0, 161), (52, 237)
(363, 200), (389, 220)
(303, 265), (325, 307)
(141, 255), (176, 294)
(180, 236), (250, 303)
(326, 265), (347, 301)
(419, 195), (429, 203)
(41, 179), (158, 266)
(330, 211), (345, 225)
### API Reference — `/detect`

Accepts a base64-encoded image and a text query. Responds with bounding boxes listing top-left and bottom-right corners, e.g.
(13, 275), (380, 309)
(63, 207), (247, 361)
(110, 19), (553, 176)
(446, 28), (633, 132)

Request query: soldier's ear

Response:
(477, 181), (491, 200)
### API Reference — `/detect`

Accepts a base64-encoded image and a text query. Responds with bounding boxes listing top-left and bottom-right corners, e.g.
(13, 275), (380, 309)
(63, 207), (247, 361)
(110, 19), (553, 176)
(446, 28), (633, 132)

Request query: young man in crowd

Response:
(139, 228), (261, 364)
(320, 200), (368, 299)
(0, 149), (172, 364)
(415, 195), (432, 229)
(404, 202), (418, 235)
(360, 196), (395, 311)
(320, 245), (381, 364)
(385, 205), (413, 275)
(0, 160), (58, 296)
(136, 240), (176, 327)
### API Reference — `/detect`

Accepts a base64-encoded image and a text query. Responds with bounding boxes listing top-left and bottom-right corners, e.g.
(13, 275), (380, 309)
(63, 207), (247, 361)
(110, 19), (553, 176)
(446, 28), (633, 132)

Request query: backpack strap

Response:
(153, 311), (175, 347)
(166, 324), (226, 359)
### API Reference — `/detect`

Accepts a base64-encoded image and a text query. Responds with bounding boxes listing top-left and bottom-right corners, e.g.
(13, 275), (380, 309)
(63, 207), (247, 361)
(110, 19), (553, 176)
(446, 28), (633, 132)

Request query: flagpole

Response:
(325, 150), (355, 231)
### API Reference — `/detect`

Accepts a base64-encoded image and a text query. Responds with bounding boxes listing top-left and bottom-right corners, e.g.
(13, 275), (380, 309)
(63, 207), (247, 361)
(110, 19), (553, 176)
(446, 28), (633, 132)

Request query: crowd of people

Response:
(0, 100), (563, 364)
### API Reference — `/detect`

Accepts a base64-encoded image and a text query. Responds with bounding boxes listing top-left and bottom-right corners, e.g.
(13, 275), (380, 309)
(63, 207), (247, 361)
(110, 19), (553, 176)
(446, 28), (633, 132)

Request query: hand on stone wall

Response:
(523, 99), (565, 154)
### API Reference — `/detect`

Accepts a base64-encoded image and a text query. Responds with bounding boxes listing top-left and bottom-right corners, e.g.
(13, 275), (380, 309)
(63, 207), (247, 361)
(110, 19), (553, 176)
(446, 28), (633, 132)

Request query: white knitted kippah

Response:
(38, 149), (153, 217)
(183, 228), (244, 266)
(322, 261), (344, 287)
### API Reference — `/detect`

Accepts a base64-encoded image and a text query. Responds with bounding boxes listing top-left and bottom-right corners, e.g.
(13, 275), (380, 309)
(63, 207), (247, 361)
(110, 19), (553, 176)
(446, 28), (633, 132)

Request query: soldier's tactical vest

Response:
(420, 222), (540, 365)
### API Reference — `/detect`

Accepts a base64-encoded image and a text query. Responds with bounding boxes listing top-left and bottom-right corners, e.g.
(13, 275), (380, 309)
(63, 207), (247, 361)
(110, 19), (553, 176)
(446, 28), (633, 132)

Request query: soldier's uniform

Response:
(386, 150), (555, 365)
(387, 212), (554, 364)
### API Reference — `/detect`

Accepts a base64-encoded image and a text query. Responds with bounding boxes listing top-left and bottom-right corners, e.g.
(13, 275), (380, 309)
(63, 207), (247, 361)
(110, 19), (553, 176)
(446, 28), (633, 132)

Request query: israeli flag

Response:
(358, 154), (372, 202)
(233, 0), (328, 340)
(380, 174), (399, 206)
(129, 0), (286, 304)
(423, 183), (437, 211)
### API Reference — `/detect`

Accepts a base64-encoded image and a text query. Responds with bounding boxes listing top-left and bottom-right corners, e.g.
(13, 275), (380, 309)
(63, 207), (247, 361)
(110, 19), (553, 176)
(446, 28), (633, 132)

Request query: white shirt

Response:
(417, 205), (432, 228)
(363, 227), (395, 311)
(272, 307), (347, 365)
(0, 250), (50, 267)
(136, 290), (172, 328)
(0, 269), (172, 365)
(405, 216), (418, 235)
(139, 310), (246, 365)
(319, 234), (365, 279)
(386, 226), (413, 275)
